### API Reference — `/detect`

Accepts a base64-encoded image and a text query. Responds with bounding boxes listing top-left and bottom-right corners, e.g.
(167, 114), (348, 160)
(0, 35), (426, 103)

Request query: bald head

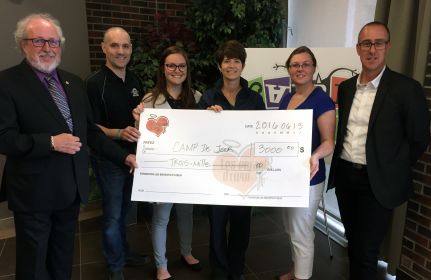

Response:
(357, 21), (390, 43)
(103, 27), (130, 43)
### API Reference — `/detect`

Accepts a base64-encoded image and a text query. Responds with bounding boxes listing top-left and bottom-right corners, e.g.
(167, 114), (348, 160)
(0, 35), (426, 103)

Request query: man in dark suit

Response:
(328, 21), (429, 280)
(0, 13), (137, 279)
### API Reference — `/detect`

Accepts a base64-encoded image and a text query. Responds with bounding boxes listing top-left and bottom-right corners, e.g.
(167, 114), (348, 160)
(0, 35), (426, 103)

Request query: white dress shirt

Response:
(340, 66), (386, 164)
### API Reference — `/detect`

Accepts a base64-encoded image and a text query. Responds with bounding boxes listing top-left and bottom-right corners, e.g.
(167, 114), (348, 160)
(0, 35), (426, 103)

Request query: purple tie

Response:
(45, 75), (74, 132)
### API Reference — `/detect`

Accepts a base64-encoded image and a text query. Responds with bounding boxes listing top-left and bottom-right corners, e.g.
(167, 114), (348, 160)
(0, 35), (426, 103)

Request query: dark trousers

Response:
(13, 198), (80, 280)
(209, 205), (251, 279)
(335, 159), (393, 280)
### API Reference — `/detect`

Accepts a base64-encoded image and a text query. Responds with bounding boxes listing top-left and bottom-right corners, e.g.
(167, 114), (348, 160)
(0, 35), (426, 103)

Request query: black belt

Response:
(340, 159), (366, 170)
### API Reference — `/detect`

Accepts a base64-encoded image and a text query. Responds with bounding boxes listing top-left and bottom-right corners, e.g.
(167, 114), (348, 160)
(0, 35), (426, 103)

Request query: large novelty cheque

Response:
(131, 109), (312, 207)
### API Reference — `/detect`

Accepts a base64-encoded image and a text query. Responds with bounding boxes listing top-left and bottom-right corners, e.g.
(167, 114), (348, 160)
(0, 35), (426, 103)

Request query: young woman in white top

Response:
(133, 46), (201, 280)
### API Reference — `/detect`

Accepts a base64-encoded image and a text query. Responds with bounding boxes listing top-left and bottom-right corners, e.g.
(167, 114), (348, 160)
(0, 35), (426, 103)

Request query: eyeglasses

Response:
(165, 63), (187, 72)
(23, 38), (61, 48)
(288, 62), (314, 70)
(357, 40), (388, 50)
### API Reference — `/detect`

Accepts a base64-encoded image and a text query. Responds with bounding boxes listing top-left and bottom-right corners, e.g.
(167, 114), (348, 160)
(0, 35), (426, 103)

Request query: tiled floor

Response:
(0, 206), (392, 279)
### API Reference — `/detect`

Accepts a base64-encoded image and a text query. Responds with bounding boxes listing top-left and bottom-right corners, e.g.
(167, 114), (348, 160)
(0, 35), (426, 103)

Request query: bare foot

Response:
(182, 254), (200, 264)
(156, 268), (172, 280)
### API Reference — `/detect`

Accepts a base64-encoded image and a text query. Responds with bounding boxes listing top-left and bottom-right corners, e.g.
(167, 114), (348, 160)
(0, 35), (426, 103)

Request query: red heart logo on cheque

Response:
(212, 145), (271, 194)
(146, 115), (169, 137)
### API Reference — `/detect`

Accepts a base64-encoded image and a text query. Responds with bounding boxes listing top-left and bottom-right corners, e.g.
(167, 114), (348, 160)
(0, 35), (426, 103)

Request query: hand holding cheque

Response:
(132, 109), (312, 207)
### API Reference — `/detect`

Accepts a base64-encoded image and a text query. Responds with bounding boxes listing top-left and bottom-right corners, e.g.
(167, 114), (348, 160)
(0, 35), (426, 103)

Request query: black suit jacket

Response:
(0, 61), (129, 212)
(328, 67), (430, 209)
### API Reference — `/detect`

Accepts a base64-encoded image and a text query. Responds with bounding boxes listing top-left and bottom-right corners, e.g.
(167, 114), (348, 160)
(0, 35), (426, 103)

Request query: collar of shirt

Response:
(340, 66), (385, 165)
(31, 65), (61, 88)
(215, 76), (248, 91)
(214, 77), (250, 102)
(356, 65), (386, 90)
(102, 64), (129, 83)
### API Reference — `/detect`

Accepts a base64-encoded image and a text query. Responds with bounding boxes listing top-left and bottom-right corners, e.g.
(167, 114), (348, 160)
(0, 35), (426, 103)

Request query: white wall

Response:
(288, 0), (376, 47)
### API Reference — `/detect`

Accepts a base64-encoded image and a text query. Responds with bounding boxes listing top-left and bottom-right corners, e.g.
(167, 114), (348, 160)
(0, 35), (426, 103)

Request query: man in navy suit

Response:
(0, 13), (136, 279)
(328, 21), (429, 280)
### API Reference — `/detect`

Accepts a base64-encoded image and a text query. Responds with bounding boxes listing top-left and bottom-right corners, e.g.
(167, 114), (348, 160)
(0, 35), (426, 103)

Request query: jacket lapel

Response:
(368, 68), (390, 129)
(18, 61), (68, 130)
(58, 69), (87, 138)
(57, 70), (78, 131)
(338, 76), (357, 141)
